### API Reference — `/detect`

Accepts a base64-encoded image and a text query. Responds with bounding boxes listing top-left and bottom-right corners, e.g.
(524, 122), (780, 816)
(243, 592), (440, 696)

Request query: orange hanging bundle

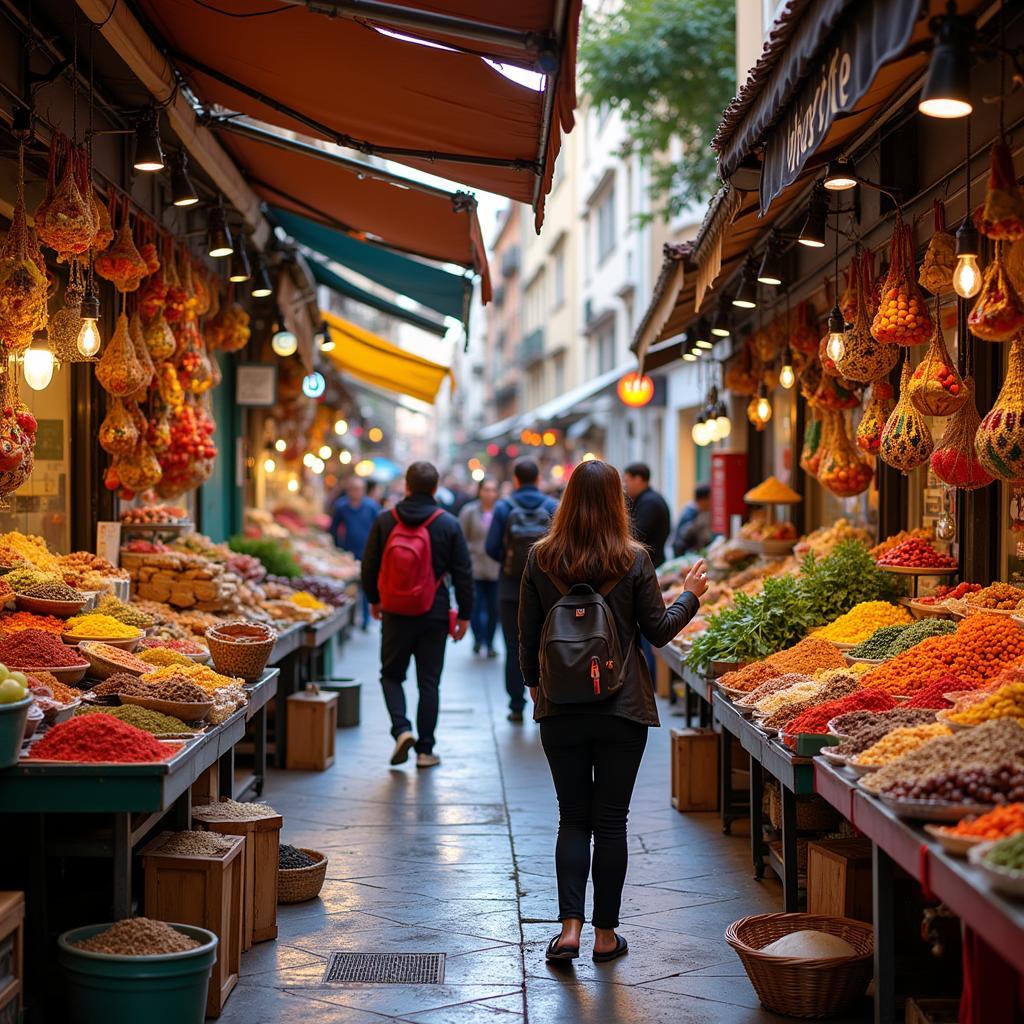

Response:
(856, 382), (895, 455)
(98, 398), (138, 456)
(34, 135), (94, 261)
(837, 248), (899, 384)
(879, 361), (934, 473)
(724, 342), (758, 396)
(790, 301), (819, 354)
(872, 216), (933, 346)
(976, 333), (1024, 481)
(95, 200), (148, 293)
(908, 299), (967, 417)
(931, 378), (993, 490)
(974, 138), (1024, 241)
(919, 200), (956, 296)
(812, 370), (861, 411)
(968, 244), (1024, 341)
(818, 411), (874, 497)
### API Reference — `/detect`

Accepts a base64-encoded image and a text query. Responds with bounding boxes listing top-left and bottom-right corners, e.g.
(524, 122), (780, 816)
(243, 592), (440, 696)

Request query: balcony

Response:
(493, 283), (506, 307)
(520, 328), (544, 367)
(501, 246), (521, 278)
(493, 382), (518, 406)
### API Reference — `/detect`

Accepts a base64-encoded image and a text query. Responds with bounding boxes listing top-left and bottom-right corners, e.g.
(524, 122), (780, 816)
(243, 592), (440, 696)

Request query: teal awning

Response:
(308, 259), (447, 338)
(271, 207), (469, 323)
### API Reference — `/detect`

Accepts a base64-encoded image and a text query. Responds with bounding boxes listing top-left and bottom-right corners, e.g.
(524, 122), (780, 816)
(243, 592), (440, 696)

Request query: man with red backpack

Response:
(361, 462), (473, 768)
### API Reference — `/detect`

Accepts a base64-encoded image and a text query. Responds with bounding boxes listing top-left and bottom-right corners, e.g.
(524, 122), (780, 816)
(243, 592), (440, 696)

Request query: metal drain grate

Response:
(322, 952), (446, 985)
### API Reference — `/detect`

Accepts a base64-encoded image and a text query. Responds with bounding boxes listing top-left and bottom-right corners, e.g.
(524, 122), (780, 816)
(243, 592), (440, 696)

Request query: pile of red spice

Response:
(915, 583), (982, 605)
(139, 637), (205, 655)
(28, 715), (180, 762)
(0, 628), (87, 667)
(0, 611), (67, 635)
(784, 688), (900, 738)
(904, 675), (982, 709)
(876, 539), (957, 569)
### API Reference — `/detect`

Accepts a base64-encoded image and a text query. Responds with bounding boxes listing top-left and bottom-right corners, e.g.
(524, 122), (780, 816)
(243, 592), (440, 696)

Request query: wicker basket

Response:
(766, 780), (841, 832)
(277, 848), (327, 903)
(726, 913), (873, 1019)
(205, 622), (277, 681)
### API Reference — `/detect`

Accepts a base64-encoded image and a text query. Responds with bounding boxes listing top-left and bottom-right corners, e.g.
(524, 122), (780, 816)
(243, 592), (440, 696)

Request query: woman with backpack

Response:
(518, 459), (708, 964)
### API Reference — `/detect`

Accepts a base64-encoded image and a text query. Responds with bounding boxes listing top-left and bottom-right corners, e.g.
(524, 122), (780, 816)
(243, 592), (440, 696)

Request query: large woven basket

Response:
(726, 913), (873, 1019)
(206, 622), (276, 681)
(277, 848), (327, 903)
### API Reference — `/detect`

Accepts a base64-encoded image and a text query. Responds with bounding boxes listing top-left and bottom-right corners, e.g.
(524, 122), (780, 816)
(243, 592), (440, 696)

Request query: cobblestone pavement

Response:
(221, 626), (871, 1023)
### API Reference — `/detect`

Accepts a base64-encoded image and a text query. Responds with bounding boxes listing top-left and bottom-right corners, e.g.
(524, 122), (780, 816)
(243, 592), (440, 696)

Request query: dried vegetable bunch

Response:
(908, 299), (967, 417)
(976, 333), (1024, 482)
(974, 138), (1024, 241)
(856, 381), (895, 456)
(817, 410), (873, 497)
(790, 300), (820, 354)
(837, 247), (898, 383)
(799, 407), (824, 477)
(918, 200), (956, 295)
(930, 377), (993, 491)
(968, 242), (1024, 341)
(33, 132), (95, 262)
(879, 360), (934, 473)
(724, 341), (758, 396)
(872, 215), (933, 346)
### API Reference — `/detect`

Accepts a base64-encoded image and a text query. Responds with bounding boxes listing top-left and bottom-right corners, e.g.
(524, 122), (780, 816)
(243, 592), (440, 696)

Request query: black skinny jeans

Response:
(539, 715), (648, 929)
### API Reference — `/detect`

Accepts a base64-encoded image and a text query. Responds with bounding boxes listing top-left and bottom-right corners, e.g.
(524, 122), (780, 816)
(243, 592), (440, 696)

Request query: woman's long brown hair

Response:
(533, 460), (641, 582)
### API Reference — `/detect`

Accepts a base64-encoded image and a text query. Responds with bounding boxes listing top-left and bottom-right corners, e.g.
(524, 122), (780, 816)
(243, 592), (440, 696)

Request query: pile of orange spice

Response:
(0, 610), (68, 635)
(945, 803), (1024, 841)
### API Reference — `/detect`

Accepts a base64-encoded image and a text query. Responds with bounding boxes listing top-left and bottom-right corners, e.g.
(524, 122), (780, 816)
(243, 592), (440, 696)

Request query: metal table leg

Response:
(780, 785), (800, 912)
(112, 813), (132, 919)
(750, 759), (766, 879)
(252, 704), (267, 797)
(698, 695), (711, 728)
(274, 652), (301, 768)
(721, 729), (733, 834)
(873, 843), (896, 1024)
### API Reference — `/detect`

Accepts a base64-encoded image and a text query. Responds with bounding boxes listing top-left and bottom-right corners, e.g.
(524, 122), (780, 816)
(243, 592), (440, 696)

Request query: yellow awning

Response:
(321, 310), (452, 405)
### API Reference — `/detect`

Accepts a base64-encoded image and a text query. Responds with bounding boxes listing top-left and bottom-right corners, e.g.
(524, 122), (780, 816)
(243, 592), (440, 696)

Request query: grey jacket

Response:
(459, 500), (501, 582)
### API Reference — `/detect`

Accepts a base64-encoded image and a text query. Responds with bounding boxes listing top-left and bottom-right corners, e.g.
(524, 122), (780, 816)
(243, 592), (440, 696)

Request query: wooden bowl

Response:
(77, 642), (150, 680)
(16, 594), (87, 618)
(924, 823), (988, 858)
(907, 600), (955, 620)
(62, 630), (142, 652)
(11, 663), (87, 685)
(120, 692), (213, 724)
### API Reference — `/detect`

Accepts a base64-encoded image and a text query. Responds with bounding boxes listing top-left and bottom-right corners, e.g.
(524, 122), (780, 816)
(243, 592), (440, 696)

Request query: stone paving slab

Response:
(215, 625), (870, 1024)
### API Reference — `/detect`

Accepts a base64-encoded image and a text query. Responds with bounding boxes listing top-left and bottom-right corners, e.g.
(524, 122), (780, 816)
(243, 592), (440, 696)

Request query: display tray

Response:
(924, 823), (988, 858)
(877, 565), (958, 576)
(967, 842), (1024, 897)
(935, 709), (973, 732)
(717, 683), (749, 699)
(120, 520), (193, 533)
(952, 606), (1019, 619)
(826, 717), (853, 738)
(711, 659), (747, 677)
(877, 794), (993, 822)
(844, 654), (884, 667)
(907, 600), (955, 620)
(819, 748), (849, 766)
(19, 735), (191, 766)
(845, 759), (878, 778)
(120, 693), (213, 724)
(78, 645), (147, 680)
(824, 640), (857, 651)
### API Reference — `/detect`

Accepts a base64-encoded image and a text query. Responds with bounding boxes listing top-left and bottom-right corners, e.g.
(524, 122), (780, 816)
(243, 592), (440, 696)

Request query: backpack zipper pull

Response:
(591, 656), (600, 695)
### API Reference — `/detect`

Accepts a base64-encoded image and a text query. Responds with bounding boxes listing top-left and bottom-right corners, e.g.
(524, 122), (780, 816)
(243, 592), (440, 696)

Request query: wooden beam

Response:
(75, 0), (270, 249)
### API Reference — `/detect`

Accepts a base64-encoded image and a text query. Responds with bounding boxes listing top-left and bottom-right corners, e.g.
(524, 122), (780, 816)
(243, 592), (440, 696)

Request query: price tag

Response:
(96, 521), (122, 567)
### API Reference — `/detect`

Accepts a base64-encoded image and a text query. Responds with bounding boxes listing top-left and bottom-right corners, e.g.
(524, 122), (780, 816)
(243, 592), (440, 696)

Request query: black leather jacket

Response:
(518, 549), (700, 727)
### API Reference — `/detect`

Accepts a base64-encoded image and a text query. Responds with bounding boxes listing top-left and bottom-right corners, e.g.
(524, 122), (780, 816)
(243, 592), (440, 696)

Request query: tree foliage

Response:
(578, 0), (736, 220)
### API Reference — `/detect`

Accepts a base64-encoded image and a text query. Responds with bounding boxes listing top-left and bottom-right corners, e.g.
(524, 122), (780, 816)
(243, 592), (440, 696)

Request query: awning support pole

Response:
(175, 51), (541, 175)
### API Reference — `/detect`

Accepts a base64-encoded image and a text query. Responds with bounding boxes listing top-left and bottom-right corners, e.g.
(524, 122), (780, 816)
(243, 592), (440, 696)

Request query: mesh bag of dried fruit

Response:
(880, 360), (934, 473)
(818, 411), (874, 497)
(974, 138), (1024, 242)
(976, 334), (1024, 481)
(872, 216), (933, 346)
(856, 381), (895, 455)
(98, 398), (138, 456)
(919, 200), (955, 295)
(95, 205), (148, 294)
(837, 248), (899, 383)
(931, 378), (994, 490)
(96, 312), (148, 397)
(968, 244), (1024, 341)
(34, 135), (94, 261)
(908, 300), (967, 417)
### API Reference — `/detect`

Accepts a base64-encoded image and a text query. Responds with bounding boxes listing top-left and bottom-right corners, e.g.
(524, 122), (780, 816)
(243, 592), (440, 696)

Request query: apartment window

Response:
(591, 323), (615, 377)
(553, 351), (566, 396)
(552, 243), (566, 311)
(595, 186), (616, 265)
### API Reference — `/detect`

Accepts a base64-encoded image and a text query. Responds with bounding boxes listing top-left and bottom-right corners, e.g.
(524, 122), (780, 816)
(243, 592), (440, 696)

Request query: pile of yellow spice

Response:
(813, 602), (912, 645)
(64, 613), (141, 639)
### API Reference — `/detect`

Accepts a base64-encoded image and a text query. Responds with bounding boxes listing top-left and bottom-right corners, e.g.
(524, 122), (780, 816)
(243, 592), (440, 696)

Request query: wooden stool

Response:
(0, 892), (24, 1021)
(141, 832), (245, 1019)
(286, 690), (338, 771)
(670, 727), (719, 812)
(194, 808), (283, 948)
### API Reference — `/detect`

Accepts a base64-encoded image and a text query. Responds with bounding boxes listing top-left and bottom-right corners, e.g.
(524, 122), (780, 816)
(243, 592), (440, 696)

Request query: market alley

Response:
(216, 626), (822, 1024)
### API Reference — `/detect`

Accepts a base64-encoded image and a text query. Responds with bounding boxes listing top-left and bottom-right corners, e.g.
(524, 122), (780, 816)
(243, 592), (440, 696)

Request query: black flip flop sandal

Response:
(592, 935), (628, 963)
(545, 936), (580, 962)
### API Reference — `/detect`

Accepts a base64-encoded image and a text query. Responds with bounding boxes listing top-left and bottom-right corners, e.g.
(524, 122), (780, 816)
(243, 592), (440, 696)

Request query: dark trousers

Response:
(500, 599), (526, 712)
(379, 613), (448, 754)
(470, 579), (499, 650)
(539, 715), (648, 928)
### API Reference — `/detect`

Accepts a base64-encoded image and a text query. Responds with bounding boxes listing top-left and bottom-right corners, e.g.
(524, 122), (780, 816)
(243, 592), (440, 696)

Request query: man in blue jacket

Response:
(486, 459), (558, 722)
(330, 477), (380, 628)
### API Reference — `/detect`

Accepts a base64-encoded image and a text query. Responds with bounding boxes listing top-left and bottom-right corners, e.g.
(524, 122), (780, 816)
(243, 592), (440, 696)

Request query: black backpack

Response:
(539, 574), (629, 704)
(503, 498), (551, 578)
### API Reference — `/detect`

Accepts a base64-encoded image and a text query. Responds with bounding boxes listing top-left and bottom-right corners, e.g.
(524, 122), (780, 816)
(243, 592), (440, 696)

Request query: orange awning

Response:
(134, 0), (583, 228)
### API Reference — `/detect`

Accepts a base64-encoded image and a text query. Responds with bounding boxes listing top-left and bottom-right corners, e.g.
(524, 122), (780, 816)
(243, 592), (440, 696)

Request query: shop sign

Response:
(711, 451), (748, 536)
(760, 0), (919, 213)
(236, 363), (278, 407)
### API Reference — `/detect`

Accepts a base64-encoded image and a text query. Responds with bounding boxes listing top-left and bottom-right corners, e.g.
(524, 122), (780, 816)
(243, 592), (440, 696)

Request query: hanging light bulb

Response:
(691, 417), (708, 446)
(952, 218), (982, 298)
(749, 384), (773, 428)
(302, 371), (326, 398)
(825, 304), (846, 362)
(263, 458), (277, 474)
(317, 321), (335, 353)
(133, 109), (164, 172)
(683, 352), (698, 362)
(24, 331), (54, 390)
(798, 186), (829, 247)
(206, 203), (234, 259)
(228, 245), (251, 283)
(714, 402), (732, 440)
(273, 438), (287, 453)
(339, 449), (352, 464)
(271, 329), (298, 357)
(822, 158), (858, 191)
(779, 349), (795, 390)
(334, 418), (349, 436)
(76, 285), (102, 358)
(318, 444), (333, 460)
(251, 257), (273, 298)
(287, 477), (299, 493)
(918, 2), (974, 119)
(170, 151), (199, 206)
(732, 261), (758, 309)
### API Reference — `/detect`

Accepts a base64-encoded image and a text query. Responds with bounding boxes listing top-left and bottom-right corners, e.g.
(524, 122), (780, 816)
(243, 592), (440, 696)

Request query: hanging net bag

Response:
(976, 333), (1024, 481)
(129, 311), (155, 400)
(968, 243), (1024, 341)
(95, 198), (148, 293)
(974, 138), (1024, 241)
(837, 248), (899, 383)
(49, 258), (89, 364)
(98, 398), (138, 456)
(724, 342), (758, 396)
(818, 412), (874, 497)
(872, 214), (933, 346)
(96, 310), (147, 397)
(856, 381), (895, 455)
(919, 200), (956, 296)
(790, 301), (819, 355)
(813, 370), (861, 411)
(908, 298), (967, 417)
(931, 378), (993, 490)
(880, 360), (934, 473)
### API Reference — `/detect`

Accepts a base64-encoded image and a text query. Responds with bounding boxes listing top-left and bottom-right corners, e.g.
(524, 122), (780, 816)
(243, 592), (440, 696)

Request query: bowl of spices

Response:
(16, 580), (87, 618)
(62, 613), (144, 651)
(77, 641), (153, 679)
(0, 628), (89, 684)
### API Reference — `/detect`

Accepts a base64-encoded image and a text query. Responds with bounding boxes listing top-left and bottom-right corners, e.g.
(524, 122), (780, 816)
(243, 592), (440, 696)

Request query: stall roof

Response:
(321, 310), (452, 405)
(215, 121), (490, 297)
(308, 260), (448, 338)
(133, 0), (583, 228)
(633, 0), (991, 367)
(272, 207), (470, 324)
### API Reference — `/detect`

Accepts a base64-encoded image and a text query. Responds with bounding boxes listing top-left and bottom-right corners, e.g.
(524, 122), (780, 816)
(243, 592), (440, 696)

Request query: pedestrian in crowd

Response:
(329, 476), (381, 629)
(518, 459), (708, 963)
(672, 483), (713, 557)
(486, 459), (558, 723)
(441, 473), (471, 515)
(459, 477), (501, 658)
(361, 461), (473, 769)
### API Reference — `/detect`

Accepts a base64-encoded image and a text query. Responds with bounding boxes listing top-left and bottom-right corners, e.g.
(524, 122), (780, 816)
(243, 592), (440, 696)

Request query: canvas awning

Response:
(309, 260), (447, 338)
(272, 207), (470, 323)
(321, 310), (452, 404)
(134, 0), (583, 227)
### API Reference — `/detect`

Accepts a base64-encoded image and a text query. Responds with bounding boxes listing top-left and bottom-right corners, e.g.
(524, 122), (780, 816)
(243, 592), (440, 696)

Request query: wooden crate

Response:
(191, 761), (220, 805)
(286, 690), (338, 771)
(141, 832), (244, 1019)
(807, 837), (873, 923)
(195, 811), (282, 947)
(905, 998), (960, 1024)
(655, 656), (671, 698)
(670, 728), (719, 812)
(0, 892), (24, 1022)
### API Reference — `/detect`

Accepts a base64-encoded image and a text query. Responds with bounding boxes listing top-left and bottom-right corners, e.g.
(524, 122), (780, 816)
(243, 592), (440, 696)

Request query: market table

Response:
(714, 691), (815, 912)
(654, 643), (712, 727)
(814, 757), (1024, 1024)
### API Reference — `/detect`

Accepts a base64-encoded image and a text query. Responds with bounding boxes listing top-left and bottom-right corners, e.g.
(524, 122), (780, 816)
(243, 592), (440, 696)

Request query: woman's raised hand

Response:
(683, 558), (709, 600)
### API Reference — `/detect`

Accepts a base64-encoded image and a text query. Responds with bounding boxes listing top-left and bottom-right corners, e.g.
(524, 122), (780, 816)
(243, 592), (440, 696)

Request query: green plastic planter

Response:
(0, 694), (31, 768)
(58, 924), (218, 1024)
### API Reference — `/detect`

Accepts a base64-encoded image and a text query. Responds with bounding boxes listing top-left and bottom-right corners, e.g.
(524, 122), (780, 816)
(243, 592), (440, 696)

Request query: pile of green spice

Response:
(280, 844), (316, 869)
(75, 704), (196, 735)
(4, 568), (61, 593)
(73, 918), (200, 956)
(96, 594), (155, 629)
(985, 832), (1024, 872)
(847, 624), (912, 660)
(847, 619), (956, 661)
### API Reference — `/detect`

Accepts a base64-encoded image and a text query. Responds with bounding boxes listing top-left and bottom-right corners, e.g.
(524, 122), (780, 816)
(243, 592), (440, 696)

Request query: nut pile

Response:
(964, 583), (1024, 611)
(158, 831), (236, 856)
(851, 723), (952, 767)
(73, 918), (200, 956)
(22, 581), (82, 602)
(882, 764), (1024, 805)
(193, 798), (278, 821)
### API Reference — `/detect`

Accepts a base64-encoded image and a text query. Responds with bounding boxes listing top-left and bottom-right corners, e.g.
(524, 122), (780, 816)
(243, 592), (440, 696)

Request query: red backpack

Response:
(378, 508), (444, 616)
